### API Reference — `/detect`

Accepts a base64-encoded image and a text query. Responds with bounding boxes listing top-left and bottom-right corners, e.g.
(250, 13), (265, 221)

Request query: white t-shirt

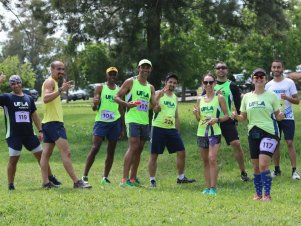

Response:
(265, 77), (297, 120)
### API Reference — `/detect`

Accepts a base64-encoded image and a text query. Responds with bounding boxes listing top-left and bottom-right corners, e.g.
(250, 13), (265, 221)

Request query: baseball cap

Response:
(106, 67), (118, 73)
(252, 68), (266, 77)
(9, 75), (22, 84)
(138, 59), (152, 67)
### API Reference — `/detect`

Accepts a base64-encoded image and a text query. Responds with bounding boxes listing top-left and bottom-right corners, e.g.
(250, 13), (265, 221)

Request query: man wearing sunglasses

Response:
(213, 61), (250, 182)
(82, 67), (125, 185)
(265, 60), (300, 180)
(0, 75), (61, 190)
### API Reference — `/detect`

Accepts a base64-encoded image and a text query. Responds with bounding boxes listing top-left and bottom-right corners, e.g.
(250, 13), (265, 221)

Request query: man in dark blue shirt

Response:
(0, 74), (61, 190)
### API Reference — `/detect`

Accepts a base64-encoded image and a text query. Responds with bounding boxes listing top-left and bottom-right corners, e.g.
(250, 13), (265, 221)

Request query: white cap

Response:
(138, 59), (152, 67)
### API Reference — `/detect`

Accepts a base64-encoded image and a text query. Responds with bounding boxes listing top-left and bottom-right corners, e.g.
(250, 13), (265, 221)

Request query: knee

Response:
(286, 140), (294, 148)
(230, 140), (241, 150)
(208, 155), (217, 164)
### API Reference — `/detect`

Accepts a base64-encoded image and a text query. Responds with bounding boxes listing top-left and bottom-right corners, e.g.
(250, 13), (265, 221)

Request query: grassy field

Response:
(0, 100), (300, 225)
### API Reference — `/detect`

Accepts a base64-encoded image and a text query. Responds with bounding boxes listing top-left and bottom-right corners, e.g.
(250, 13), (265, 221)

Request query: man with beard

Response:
(148, 73), (196, 187)
(40, 61), (92, 188)
(265, 59), (300, 179)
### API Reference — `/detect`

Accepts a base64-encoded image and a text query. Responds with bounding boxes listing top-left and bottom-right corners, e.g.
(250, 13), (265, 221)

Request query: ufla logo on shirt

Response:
(248, 101), (265, 108)
(136, 90), (149, 99)
(163, 101), (175, 108)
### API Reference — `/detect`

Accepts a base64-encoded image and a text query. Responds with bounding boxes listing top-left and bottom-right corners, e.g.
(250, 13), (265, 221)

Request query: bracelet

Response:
(39, 130), (43, 133)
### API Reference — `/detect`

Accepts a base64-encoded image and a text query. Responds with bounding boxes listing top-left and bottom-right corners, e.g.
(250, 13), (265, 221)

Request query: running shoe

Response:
(202, 188), (210, 194)
(74, 179), (92, 189)
(292, 170), (301, 180)
(42, 181), (58, 189)
(208, 188), (217, 195)
(119, 179), (134, 188)
(150, 179), (156, 188)
(8, 183), (15, 191)
(177, 176), (196, 184)
(100, 178), (111, 185)
(253, 194), (262, 201)
(271, 170), (281, 178)
(133, 178), (142, 187)
(48, 175), (62, 186)
(240, 171), (250, 182)
(262, 195), (272, 201)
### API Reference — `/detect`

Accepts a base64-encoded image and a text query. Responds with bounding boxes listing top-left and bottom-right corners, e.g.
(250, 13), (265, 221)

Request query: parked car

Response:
(67, 88), (89, 101)
(174, 85), (197, 97)
(86, 83), (101, 97)
(22, 88), (39, 101)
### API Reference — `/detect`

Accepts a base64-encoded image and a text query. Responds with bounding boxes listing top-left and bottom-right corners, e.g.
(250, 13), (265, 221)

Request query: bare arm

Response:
(281, 93), (300, 105)
(43, 79), (74, 103)
(114, 79), (136, 108)
(92, 84), (102, 111)
(153, 90), (164, 113)
(275, 110), (285, 121)
(233, 111), (247, 122)
(175, 102), (180, 131)
(31, 111), (43, 141)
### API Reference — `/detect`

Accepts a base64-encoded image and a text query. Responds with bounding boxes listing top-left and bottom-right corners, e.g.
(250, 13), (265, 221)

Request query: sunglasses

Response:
(203, 81), (215, 85)
(215, 66), (227, 70)
(253, 73), (265, 79)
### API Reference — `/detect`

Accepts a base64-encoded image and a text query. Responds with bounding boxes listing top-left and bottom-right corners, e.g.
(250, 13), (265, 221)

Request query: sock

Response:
(292, 167), (296, 174)
(253, 174), (262, 196)
(275, 166), (280, 172)
(103, 177), (107, 180)
(130, 178), (135, 183)
(178, 174), (185, 180)
(121, 178), (127, 183)
(261, 170), (272, 196)
(150, 177), (156, 181)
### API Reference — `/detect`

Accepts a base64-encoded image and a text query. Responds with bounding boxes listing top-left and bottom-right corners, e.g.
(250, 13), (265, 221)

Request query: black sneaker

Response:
(177, 176), (196, 184)
(8, 183), (15, 190)
(150, 179), (157, 188)
(42, 181), (58, 189)
(74, 179), (92, 189)
(48, 175), (62, 186)
(241, 171), (250, 182)
(271, 170), (281, 178)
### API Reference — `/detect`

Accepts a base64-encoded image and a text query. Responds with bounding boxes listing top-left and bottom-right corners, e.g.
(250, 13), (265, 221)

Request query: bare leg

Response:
(230, 139), (246, 172)
(103, 140), (117, 178)
(129, 139), (146, 180)
(8, 156), (20, 184)
(83, 136), (103, 176)
(176, 151), (185, 175)
(200, 149), (210, 188)
(148, 153), (158, 177)
(40, 143), (55, 184)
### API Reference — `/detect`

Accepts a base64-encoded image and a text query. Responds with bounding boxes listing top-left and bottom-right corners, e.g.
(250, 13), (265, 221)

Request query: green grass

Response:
(0, 99), (301, 225)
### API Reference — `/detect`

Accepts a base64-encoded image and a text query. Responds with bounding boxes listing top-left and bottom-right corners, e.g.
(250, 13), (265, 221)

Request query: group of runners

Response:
(0, 59), (299, 201)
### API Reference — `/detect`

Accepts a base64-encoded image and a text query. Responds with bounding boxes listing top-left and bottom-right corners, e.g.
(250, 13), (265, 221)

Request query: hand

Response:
(207, 118), (218, 125)
(119, 130), (125, 140)
(126, 101), (139, 108)
(154, 104), (161, 112)
(280, 93), (287, 100)
(216, 87), (223, 95)
(231, 111), (238, 120)
(61, 80), (75, 92)
(193, 105), (199, 115)
(38, 132), (43, 142)
(276, 111), (285, 121)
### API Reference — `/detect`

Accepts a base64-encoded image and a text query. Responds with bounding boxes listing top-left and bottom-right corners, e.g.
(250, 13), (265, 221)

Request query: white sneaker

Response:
(292, 170), (301, 180)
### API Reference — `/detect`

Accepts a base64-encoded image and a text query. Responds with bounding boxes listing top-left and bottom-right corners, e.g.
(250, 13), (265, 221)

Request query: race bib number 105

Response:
(15, 111), (30, 123)
(101, 110), (115, 121)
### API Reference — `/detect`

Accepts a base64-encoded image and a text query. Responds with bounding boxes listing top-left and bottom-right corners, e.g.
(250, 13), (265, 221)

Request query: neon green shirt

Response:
(152, 93), (177, 129)
(95, 83), (120, 122)
(214, 80), (232, 117)
(197, 95), (221, 136)
(125, 77), (151, 125)
(240, 91), (280, 136)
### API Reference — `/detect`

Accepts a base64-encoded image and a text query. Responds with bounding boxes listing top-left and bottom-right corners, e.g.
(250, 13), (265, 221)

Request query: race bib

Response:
(15, 111), (30, 123)
(100, 110), (115, 121)
(260, 138), (278, 153)
(136, 100), (148, 112)
(163, 116), (174, 126)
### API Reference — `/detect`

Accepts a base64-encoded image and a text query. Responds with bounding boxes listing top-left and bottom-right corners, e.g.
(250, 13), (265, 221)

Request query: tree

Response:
(0, 56), (36, 92)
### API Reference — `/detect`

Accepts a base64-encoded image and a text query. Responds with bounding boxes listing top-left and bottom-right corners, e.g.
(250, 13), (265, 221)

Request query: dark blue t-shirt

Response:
(0, 93), (36, 138)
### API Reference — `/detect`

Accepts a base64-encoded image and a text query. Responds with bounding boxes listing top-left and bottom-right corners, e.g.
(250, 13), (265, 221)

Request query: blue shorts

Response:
(150, 126), (185, 154)
(7, 135), (42, 156)
(126, 123), (150, 140)
(277, 120), (295, 140)
(42, 122), (67, 143)
(93, 119), (122, 141)
(197, 135), (221, 149)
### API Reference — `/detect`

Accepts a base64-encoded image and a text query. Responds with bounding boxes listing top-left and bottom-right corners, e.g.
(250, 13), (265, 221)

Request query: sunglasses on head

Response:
(253, 73), (265, 79)
(203, 81), (215, 85)
(215, 66), (227, 70)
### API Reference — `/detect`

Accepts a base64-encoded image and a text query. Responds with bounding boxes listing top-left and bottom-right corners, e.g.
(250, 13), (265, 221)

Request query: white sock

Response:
(150, 177), (156, 181)
(178, 174), (185, 180)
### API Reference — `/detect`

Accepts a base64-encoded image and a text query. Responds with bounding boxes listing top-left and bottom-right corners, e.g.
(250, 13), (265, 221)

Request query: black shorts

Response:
(220, 118), (239, 145)
(248, 127), (279, 159)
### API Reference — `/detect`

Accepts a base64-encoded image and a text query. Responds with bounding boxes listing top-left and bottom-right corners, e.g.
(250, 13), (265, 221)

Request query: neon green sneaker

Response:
(100, 178), (111, 185)
(208, 188), (217, 195)
(119, 179), (134, 188)
(132, 178), (141, 187)
(202, 188), (210, 194)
